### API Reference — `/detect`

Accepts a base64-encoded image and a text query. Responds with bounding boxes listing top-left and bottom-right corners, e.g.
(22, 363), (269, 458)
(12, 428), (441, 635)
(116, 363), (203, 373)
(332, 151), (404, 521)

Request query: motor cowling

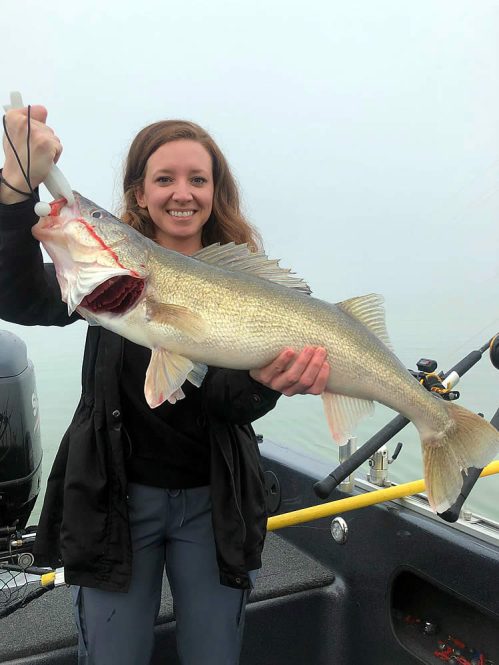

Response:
(0, 330), (42, 528)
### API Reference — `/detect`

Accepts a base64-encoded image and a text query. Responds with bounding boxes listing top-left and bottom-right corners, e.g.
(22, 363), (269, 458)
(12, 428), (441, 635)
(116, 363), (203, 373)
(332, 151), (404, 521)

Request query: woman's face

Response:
(136, 139), (214, 254)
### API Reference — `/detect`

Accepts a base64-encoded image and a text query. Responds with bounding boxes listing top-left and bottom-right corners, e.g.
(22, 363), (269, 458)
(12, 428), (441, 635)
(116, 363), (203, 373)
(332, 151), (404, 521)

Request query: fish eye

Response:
(91, 210), (103, 219)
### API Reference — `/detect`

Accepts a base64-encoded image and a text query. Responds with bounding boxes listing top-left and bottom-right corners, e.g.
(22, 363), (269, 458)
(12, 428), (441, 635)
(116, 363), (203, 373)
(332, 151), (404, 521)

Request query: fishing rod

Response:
(313, 334), (499, 523)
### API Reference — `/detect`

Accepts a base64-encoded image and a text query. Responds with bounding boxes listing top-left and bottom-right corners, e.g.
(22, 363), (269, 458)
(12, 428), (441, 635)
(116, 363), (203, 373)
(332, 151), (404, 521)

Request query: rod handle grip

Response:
(314, 475), (339, 499)
(437, 467), (482, 523)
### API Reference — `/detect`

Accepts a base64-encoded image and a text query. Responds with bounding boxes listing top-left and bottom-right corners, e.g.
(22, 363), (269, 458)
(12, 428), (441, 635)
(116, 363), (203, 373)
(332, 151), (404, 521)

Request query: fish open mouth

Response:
(80, 275), (145, 314)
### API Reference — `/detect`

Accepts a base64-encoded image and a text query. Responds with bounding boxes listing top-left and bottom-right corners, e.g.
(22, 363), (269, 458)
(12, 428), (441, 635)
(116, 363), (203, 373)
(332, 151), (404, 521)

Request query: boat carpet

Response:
(0, 531), (335, 663)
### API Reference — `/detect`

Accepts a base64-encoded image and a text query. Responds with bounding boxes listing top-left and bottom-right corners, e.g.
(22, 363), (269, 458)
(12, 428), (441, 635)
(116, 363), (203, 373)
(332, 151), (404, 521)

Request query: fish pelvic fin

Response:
(192, 242), (312, 294)
(422, 402), (499, 513)
(187, 362), (208, 387)
(322, 391), (375, 445)
(144, 348), (207, 408)
(337, 294), (393, 351)
(145, 299), (207, 342)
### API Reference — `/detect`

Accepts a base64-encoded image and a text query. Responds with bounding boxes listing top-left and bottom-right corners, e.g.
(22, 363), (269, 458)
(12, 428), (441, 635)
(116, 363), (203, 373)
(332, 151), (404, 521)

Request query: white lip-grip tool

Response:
(3, 91), (75, 215)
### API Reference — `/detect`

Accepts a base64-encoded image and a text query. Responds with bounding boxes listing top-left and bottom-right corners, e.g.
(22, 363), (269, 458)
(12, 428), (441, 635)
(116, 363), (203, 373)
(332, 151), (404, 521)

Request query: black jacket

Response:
(0, 198), (280, 591)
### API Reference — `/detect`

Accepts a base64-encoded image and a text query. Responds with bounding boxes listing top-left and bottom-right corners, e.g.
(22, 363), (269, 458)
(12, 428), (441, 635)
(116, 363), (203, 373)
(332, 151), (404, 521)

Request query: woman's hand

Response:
(1, 105), (62, 204)
(250, 346), (329, 396)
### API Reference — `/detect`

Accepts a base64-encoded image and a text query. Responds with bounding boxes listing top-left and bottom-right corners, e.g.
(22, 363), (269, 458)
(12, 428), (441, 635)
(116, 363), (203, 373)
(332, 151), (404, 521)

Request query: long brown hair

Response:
(121, 120), (261, 251)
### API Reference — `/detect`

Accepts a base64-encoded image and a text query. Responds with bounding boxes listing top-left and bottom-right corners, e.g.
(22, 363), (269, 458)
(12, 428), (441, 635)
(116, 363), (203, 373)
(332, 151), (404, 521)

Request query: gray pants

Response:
(72, 483), (257, 665)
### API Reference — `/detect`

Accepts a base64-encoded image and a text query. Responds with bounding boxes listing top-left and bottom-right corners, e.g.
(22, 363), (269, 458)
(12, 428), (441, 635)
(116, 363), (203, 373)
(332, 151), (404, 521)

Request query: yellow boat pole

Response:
(267, 460), (499, 531)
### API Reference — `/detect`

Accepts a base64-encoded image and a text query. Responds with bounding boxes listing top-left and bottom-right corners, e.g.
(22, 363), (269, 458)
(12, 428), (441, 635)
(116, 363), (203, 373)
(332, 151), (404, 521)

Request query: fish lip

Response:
(32, 216), (61, 241)
(49, 198), (68, 216)
(33, 215), (61, 231)
(32, 197), (81, 238)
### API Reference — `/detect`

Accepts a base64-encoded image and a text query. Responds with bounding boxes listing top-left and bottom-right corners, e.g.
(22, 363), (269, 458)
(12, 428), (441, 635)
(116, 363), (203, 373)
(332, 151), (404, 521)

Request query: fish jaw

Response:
(32, 192), (148, 315)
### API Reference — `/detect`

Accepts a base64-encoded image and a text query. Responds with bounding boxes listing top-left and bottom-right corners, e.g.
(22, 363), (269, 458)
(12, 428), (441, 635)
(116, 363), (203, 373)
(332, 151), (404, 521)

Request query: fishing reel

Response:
(490, 334), (499, 370)
(412, 334), (499, 402)
(409, 358), (460, 401)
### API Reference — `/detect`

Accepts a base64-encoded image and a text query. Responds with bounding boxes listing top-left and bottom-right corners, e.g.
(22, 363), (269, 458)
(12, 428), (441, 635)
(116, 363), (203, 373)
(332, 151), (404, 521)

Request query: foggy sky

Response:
(2, 0), (499, 418)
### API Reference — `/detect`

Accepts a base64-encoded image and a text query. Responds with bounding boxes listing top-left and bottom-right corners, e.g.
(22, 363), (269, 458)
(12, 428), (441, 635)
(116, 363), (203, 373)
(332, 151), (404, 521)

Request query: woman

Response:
(0, 105), (329, 665)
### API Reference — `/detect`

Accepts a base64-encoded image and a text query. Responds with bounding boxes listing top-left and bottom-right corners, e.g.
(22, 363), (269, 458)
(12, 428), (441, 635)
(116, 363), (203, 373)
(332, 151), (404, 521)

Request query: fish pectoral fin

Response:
(192, 242), (312, 294)
(145, 299), (207, 342)
(322, 392), (375, 445)
(145, 348), (197, 408)
(336, 294), (393, 351)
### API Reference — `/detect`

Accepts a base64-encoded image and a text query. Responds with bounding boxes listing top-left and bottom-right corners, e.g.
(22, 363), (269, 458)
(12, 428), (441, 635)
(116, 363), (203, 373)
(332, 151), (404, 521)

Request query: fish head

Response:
(32, 191), (149, 317)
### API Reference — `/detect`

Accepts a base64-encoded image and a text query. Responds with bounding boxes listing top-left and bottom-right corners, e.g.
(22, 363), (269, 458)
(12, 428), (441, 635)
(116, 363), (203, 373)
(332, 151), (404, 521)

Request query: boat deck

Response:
(1, 440), (499, 664)
(0, 531), (339, 664)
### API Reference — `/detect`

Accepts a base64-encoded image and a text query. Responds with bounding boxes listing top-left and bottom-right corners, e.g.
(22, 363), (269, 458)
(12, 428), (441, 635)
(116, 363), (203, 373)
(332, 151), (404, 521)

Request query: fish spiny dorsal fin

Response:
(192, 242), (312, 294)
(337, 294), (393, 351)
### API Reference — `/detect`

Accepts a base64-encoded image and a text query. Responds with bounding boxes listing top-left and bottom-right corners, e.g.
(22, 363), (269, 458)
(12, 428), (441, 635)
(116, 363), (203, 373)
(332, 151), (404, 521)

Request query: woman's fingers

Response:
(2, 106), (62, 193)
(279, 347), (329, 396)
(250, 346), (330, 396)
(19, 105), (48, 124)
(250, 348), (297, 387)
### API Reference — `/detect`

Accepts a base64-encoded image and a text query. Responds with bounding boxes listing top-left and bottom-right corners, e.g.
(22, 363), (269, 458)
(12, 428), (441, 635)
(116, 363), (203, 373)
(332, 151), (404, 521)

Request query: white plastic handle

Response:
(3, 91), (74, 206)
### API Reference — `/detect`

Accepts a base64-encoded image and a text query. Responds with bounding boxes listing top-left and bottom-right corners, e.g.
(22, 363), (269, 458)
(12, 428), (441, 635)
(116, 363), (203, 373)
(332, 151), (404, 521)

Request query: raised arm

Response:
(0, 105), (78, 326)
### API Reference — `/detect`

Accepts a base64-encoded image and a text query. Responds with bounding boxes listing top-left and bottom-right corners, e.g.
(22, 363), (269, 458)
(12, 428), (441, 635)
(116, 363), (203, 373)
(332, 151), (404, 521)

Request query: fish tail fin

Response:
(422, 402), (499, 513)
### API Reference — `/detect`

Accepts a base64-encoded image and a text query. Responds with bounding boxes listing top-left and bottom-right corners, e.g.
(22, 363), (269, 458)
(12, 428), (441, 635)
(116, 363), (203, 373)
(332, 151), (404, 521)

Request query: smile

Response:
(168, 210), (195, 217)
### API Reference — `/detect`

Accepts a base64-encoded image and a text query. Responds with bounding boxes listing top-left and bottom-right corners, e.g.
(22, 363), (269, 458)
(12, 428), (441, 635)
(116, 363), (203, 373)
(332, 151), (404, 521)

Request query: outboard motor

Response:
(0, 330), (42, 528)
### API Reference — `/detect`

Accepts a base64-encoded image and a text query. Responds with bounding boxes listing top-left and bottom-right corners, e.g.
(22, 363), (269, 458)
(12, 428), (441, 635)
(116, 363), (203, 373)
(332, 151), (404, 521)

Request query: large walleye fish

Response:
(32, 192), (499, 513)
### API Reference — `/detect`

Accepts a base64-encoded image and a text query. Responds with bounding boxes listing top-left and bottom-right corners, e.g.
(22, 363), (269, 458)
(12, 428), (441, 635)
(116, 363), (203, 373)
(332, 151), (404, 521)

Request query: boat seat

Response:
(0, 531), (339, 665)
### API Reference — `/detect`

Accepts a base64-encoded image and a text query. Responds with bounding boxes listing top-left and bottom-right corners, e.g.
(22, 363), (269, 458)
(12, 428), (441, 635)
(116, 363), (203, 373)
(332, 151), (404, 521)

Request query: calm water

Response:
(1, 305), (498, 525)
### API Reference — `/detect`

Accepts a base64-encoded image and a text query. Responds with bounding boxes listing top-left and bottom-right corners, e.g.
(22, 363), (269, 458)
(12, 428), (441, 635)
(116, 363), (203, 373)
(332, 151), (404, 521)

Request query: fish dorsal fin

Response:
(337, 293), (393, 351)
(192, 242), (312, 294)
(145, 348), (207, 408)
(322, 392), (375, 445)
